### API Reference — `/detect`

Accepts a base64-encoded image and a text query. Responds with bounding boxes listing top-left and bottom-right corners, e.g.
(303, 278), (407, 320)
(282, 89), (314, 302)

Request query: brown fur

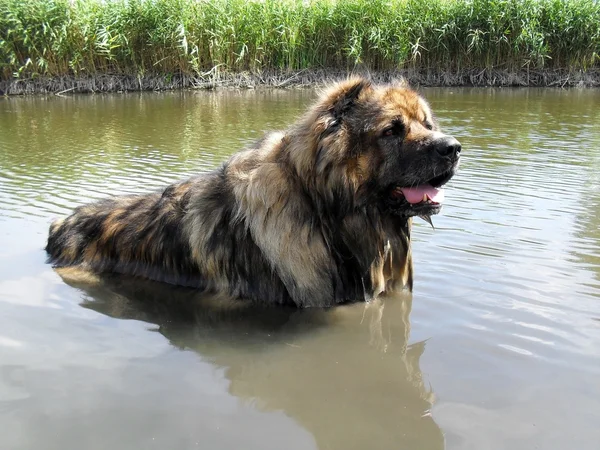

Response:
(46, 77), (461, 307)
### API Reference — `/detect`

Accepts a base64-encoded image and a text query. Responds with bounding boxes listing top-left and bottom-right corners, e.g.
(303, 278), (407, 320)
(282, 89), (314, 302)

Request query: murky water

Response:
(1, 87), (599, 450)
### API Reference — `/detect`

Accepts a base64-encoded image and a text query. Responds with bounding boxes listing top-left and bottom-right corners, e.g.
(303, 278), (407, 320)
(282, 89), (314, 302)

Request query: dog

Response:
(46, 77), (461, 307)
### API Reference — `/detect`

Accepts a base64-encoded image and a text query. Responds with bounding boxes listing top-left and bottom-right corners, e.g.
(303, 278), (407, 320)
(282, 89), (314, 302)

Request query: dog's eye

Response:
(381, 121), (404, 138)
(424, 122), (433, 130)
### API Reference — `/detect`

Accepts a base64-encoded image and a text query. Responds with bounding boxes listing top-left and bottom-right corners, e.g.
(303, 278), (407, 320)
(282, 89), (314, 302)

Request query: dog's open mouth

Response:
(392, 184), (445, 205)
(387, 169), (455, 216)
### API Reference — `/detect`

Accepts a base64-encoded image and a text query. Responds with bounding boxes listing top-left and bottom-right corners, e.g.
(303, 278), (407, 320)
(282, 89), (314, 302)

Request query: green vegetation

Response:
(1, 0), (599, 85)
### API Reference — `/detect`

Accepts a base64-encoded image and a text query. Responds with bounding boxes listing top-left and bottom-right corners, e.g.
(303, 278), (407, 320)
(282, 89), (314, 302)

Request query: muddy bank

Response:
(2, 68), (599, 95)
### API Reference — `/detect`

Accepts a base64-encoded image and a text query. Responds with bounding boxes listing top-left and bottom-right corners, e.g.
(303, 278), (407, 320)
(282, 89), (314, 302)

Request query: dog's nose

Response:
(433, 136), (461, 158)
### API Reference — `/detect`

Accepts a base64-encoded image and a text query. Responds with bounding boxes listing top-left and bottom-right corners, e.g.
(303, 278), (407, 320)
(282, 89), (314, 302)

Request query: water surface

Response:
(0, 87), (599, 450)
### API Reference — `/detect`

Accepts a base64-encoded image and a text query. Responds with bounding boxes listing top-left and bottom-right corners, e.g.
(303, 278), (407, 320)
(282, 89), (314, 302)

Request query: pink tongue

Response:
(400, 185), (445, 204)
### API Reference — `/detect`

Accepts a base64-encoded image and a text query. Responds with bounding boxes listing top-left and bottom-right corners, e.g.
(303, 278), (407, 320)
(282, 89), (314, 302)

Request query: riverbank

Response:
(3, 68), (600, 95)
(2, 0), (599, 94)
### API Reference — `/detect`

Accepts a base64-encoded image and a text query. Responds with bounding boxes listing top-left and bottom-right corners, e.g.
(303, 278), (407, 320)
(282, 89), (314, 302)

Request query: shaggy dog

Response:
(46, 77), (461, 307)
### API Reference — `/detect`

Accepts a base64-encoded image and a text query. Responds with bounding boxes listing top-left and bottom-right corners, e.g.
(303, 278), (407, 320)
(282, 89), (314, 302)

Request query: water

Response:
(1, 87), (599, 450)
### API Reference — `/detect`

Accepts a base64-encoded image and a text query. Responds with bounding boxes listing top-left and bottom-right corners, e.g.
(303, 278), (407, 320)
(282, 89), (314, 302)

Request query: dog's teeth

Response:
(422, 194), (428, 202)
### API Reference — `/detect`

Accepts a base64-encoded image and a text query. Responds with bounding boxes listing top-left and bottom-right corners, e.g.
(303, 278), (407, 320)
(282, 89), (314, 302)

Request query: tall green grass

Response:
(1, 0), (599, 81)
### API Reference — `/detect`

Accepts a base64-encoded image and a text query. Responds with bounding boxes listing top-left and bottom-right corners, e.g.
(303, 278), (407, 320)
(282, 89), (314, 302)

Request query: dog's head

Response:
(300, 77), (461, 219)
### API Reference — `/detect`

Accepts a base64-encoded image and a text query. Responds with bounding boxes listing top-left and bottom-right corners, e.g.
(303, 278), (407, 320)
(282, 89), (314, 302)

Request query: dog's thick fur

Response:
(46, 77), (460, 307)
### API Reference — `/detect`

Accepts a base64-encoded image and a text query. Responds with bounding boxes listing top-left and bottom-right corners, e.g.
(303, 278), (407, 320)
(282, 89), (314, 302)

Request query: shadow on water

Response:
(64, 273), (444, 450)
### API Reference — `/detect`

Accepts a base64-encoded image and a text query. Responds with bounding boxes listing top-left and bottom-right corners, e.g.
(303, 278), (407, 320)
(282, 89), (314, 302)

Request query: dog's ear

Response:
(390, 76), (410, 89)
(321, 77), (372, 124)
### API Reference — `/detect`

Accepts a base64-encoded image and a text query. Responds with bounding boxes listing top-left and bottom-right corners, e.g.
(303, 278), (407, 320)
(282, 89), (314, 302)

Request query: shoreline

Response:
(2, 68), (599, 95)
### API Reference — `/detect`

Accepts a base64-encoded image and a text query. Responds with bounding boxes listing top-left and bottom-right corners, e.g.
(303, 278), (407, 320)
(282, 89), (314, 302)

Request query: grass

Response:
(1, 0), (599, 88)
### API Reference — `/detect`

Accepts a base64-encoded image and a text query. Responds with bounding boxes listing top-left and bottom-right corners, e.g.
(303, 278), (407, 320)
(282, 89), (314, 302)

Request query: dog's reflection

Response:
(64, 272), (444, 450)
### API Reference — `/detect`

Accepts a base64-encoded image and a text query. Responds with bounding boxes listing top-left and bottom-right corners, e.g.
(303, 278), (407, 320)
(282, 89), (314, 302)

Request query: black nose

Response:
(433, 136), (461, 158)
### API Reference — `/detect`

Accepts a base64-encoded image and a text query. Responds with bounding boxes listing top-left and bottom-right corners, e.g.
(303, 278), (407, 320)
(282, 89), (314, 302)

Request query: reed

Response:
(1, 0), (599, 87)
